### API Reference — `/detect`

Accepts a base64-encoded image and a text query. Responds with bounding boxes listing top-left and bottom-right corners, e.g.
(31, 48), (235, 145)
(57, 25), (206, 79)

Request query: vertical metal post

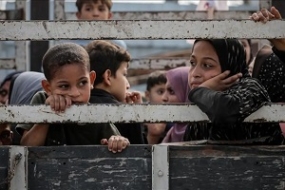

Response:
(15, 0), (28, 71)
(259, 0), (272, 9)
(152, 145), (169, 190)
(30, 0), (49, 72)
(8, 146), (28, 190)
(54, 0), (65, 20)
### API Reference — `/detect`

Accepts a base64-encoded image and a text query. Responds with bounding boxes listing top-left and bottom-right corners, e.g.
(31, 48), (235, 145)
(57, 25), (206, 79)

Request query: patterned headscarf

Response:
(194, 39), (250, 78)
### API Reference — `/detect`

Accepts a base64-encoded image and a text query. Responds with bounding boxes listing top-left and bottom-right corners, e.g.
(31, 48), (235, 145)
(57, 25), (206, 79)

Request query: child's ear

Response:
(89, 70), (96, 89)
(102, 69), (112, 86)
(41, 80), (52, 96)
(145, 90), (150, 101)
(108, 12), (113, 19)
(75, 12), (81, 19)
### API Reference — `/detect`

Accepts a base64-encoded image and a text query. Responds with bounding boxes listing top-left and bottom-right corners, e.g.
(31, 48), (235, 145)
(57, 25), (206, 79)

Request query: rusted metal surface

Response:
(28, 146), (152, 190)
(0, 104), (285, 123)
(0, 145), (283, 189)
(129, 58), (190, 70)
(0, 59), (16, 69)
(65, 11), (253, 20)
(8, 146), (27, 190)
(0, 147), (9, 190)
(1, 20), (284, 41)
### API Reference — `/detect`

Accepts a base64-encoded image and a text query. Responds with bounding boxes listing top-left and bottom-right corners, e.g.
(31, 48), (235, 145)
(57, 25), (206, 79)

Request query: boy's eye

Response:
(157, 89), (165, 95)
(79, 80), (88, 86)
(59, 84), (69, 89)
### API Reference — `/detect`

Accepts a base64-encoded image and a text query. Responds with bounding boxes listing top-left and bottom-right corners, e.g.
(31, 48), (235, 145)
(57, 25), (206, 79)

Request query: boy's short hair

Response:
(76, 0), (113, 12)
(85, 40), (131, 86)
(146, 71), (167, 91)
(42, 43), (90, 81)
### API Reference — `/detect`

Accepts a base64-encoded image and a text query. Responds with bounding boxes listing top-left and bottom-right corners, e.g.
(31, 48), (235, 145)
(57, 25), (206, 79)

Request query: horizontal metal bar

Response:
(0, 59), (16, 69)
(0, 20), (284, 40)
(0, 104), (284, 123)
(129, 58), (190, 69)
(0, 58), (189, 70)
(65, 11), (253, 20)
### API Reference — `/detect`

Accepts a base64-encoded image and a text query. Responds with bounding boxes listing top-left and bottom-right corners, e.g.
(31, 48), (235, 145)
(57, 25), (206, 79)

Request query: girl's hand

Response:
(199, 71), (242, 91)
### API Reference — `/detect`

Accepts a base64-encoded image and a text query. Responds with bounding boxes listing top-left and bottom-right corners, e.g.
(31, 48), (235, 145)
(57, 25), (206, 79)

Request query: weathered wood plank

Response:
(1, 20), (284, 40)
(28, 146), (152, 190)
(0, 104), (285, 124)
(0, 147), (10, 190)
(169, 146), (285, 190)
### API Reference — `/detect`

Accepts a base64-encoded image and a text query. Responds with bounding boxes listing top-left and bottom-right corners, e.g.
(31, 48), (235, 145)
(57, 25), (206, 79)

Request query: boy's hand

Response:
(101, 135), (130, 153)
(199, 71), (242, 91)
(250, 7), (285, 51)
(125, 91), (143, 104)
(45, 94), (72, 113)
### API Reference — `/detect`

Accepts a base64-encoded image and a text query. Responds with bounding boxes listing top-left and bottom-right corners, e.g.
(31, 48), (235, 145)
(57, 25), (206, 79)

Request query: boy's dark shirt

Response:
(90, 88), (145, 144)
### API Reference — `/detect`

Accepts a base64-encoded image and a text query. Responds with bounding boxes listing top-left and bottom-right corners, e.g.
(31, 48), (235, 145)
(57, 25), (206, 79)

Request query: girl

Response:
(184, 39), (285, 144)
(162, 66), (190, 143)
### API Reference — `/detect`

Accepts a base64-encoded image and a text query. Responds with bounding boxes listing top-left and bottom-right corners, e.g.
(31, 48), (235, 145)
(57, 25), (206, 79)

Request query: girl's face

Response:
(188, 41), (222, 89)
(162, 80), (179, 103)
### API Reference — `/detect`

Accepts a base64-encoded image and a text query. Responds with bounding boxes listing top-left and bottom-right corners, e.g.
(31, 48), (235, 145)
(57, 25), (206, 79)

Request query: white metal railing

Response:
(0, 0), (272, 71)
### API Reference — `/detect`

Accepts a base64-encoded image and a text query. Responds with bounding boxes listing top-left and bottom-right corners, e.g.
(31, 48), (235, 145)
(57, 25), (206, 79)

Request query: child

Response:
(184, 39), (285, 145)
(144, 71), (168, 144)
(17, 43), (129, 153)
(85, 40), (145, 144)
(161, 67), (190, 143)
(74, 0), (127, 49)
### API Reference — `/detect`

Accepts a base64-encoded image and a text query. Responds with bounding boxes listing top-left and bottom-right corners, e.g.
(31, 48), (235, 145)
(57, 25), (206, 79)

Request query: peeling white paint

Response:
(1, 20), (285, 40)
(0, 104), (284, 123)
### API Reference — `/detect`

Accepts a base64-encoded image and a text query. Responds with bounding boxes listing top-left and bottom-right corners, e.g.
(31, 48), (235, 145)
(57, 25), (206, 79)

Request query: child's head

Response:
(85, 40), (131, 102)
(145, 71), (167, 103)
(188, 39), (248, 89)
(76, 0), (112, 20)
(162, 67), (190, 104)
(239, 39), (253, 65)
(42, 43), (95, 104)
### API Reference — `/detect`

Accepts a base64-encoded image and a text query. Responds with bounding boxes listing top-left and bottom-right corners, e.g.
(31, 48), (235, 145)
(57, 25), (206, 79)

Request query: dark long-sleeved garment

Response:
(184, 39), (285, 145)
(184, 82), (285, 145)
(90, 88), (145, 144)
(253, 47), (285, 102)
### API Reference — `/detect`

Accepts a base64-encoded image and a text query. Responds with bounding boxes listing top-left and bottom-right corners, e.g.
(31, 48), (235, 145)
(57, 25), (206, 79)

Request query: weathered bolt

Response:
(158, 170), (163, 177)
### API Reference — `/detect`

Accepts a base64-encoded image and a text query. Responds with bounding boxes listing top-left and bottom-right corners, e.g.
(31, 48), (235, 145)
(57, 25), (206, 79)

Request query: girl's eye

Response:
(190, 60), (196, 66)
(203, 63), (213, 68)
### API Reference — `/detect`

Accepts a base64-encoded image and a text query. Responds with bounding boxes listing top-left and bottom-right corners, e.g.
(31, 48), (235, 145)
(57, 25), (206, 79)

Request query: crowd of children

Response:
(0, 1), (284, 148)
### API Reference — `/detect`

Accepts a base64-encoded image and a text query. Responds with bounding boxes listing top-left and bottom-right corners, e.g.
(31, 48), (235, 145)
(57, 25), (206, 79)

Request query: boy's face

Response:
(76, 1), (112, 20)
(145, 83), (166, 104)
(109, 61), (130, 102)
(42, 63), (95, 104)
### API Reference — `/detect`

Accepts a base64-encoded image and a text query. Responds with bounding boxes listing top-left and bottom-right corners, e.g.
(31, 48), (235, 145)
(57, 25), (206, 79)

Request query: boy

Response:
(144, 71), (170, 144)
(74, 0), (127, 49)
(17, 43), (129, 153)
(85, 40), (145, 144)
